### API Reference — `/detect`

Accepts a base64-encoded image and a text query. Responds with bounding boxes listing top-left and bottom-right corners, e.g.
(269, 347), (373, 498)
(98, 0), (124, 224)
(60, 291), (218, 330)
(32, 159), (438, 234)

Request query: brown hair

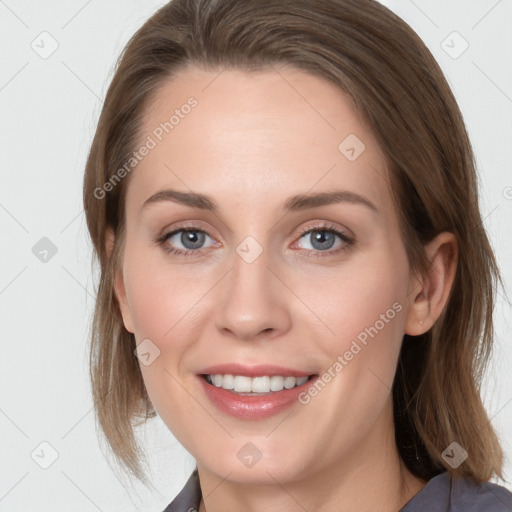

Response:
(83, 0), (506, 487)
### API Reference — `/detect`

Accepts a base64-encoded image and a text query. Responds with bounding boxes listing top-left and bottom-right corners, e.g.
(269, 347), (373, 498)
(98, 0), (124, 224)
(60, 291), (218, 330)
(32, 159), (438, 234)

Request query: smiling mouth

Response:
(201, 373), (317, 395)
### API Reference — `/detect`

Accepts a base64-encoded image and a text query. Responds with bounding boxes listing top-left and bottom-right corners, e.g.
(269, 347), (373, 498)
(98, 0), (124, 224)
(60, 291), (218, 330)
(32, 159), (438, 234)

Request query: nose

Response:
(213, 242), (292, 342)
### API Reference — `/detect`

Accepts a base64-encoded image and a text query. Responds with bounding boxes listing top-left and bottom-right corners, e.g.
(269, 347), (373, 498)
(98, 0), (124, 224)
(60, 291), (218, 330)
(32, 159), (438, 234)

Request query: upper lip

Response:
(197, 363), (316, 378)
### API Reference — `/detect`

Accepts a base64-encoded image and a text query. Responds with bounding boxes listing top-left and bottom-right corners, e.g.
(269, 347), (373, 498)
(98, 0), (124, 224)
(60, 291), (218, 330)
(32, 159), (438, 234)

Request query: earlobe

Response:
(105, 227), (135, 333)
(404, 232), (458, 336)
(404, 285), (430, 336)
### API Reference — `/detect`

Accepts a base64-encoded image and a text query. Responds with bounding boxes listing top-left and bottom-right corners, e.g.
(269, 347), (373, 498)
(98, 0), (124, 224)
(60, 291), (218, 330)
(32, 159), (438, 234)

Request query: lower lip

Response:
(197, 375), (318, 420)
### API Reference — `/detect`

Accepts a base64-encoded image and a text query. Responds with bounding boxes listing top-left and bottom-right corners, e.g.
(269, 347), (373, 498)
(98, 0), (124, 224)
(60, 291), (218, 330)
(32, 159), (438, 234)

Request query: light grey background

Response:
(0, 1), (510, 510)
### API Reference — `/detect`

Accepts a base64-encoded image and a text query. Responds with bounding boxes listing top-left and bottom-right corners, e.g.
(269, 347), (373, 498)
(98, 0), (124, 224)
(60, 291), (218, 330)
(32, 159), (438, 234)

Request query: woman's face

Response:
(114, 64), (423, 484)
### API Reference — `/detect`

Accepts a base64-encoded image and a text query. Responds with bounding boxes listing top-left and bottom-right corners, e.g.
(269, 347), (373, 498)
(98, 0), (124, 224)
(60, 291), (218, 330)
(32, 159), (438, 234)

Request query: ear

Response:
(404, 232), (458, 336)
(106, 227), (134, 333)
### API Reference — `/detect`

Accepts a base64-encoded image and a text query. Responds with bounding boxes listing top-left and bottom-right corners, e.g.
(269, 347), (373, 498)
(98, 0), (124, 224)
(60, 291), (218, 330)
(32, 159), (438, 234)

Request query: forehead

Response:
(126, 64), (392, 220)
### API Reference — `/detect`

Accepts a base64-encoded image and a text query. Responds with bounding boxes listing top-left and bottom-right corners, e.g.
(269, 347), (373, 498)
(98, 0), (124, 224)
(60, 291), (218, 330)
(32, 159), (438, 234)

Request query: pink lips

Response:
(196, 363), (318, 420)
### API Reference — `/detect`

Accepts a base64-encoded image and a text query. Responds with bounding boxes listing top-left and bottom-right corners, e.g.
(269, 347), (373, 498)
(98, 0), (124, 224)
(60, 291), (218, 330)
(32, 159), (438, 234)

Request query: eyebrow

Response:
(141, 188), (379, 213)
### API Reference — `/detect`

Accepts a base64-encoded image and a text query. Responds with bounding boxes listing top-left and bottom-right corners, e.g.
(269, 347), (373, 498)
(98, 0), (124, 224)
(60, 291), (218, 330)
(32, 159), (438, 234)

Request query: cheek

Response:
(124, 273), (169, 341)
(289, 247), (408, 448)
(122, 248), (208, 435)
(303, 249), (407, 360)
(122, 240), (203, 343)
(295, 249), (409, 436)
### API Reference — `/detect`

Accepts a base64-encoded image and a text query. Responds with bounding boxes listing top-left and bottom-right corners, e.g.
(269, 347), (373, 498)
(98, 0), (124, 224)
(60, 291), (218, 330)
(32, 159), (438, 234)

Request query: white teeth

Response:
(233, 375), (252, 392)
(205, 374), (311, 393)
(270, 375), (284, 391)
(221, 374), (234, 389)
(284, 376), (296, 389)
(296, 376), (308, 386)
(251, 376), (271, 393)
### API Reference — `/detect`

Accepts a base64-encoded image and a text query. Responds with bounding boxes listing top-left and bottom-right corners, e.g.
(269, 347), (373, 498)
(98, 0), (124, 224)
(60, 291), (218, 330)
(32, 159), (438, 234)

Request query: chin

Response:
(196, 440), (312, 485)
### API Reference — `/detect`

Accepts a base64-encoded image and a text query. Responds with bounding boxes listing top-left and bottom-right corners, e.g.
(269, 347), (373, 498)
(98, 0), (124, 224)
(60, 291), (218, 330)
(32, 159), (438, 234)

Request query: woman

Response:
(83, 0), (512, 510)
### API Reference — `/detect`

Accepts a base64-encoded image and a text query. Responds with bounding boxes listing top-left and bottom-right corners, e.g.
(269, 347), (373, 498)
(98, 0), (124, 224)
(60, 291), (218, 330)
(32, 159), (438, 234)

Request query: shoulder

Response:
(401, 472), (512, 512)
(162, 467), (202, 512)
(451, 473), (512, 511)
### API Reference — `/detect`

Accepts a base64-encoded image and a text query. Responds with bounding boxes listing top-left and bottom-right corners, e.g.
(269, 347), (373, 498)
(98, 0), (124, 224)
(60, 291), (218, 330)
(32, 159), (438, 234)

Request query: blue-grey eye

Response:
(167, 229), (211, 250)
(299, 230), (341, 251)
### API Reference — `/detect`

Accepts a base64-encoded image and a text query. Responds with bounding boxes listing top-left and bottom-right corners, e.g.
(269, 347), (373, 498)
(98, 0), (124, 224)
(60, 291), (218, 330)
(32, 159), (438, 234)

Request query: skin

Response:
(109, 64), (458, 512)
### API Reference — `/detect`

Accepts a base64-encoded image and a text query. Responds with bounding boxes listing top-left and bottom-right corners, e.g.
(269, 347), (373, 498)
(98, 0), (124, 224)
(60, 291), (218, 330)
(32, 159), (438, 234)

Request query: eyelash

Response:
(155, 222), (355, 258)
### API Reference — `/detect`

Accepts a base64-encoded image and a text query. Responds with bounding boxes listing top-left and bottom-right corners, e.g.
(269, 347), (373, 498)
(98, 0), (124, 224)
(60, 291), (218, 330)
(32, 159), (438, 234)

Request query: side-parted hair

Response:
(83, 0), (505, 486)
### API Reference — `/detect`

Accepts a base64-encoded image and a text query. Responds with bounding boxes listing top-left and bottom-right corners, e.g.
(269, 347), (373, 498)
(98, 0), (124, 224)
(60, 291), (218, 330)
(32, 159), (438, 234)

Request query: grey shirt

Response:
(163, 467), (512, 511)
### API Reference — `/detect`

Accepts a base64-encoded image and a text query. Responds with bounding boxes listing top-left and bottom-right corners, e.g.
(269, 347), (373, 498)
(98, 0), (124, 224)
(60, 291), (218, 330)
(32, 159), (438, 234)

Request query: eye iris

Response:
(311, 230), (336, 250)
(181, 230), (205, 249)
